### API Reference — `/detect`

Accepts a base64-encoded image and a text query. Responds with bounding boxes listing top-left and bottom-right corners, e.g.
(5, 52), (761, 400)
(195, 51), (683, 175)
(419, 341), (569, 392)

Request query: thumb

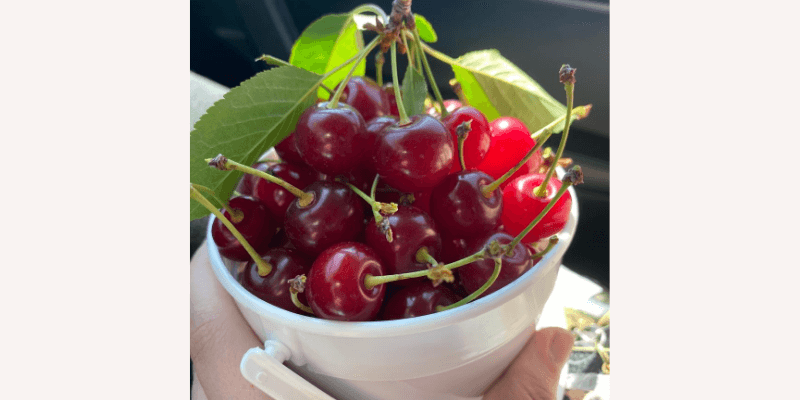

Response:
(483, 327), (574, 400)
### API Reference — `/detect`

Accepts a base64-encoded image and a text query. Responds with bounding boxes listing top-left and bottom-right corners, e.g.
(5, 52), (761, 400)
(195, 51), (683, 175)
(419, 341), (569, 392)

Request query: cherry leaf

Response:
(401, 64), (428, 116)
(289, 13), (365, 100)
(414, 14), (437, 42)
(451, 49), (568, 133)
(190, 66), (321, 221)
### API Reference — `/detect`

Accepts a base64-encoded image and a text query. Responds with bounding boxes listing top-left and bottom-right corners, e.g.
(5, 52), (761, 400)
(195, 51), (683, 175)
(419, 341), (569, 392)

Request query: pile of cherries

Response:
(203, 68), (582, 322)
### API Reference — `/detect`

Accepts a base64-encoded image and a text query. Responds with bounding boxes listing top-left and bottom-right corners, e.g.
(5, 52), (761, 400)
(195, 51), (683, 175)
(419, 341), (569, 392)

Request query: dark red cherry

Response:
(211, 196), (276, 262)
(241, 248), (310, 312)
(283, 181), (366, 256)
(459, 231), (533, 298)
(306, 242), (386, 321)
(440, 234), (471, 264)
(441, 106), (491, 173)
(477, 117), (543, 183)
(380, 282), (461, 320)
(274, 132), (304, 165)
(235, 161), (275, 196)
(382, 83), (399, 116)
(371, 114), (454, 192)
(364, 206), (442, 284)
(252, 162), (321, 225)
(294, 102), (367, 176)
(364, 115), (398, 167)
(374, 186), (432, 215)
(338, 76), (390, 122)
(501, 173), (572, 243)
(429, 170), (502, 238)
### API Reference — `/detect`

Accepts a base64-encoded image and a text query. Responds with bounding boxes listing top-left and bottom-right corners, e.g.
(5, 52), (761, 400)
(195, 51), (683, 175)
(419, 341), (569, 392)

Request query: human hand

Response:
(190, 240), (574, 400)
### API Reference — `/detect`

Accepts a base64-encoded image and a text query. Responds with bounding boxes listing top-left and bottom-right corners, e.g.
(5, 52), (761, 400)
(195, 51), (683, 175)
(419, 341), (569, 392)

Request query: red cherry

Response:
(306, 242), (386, 321)
(294, 102), (367, 176)
(364, 115), (399, 171)
(429, 170), (502, 238)
(235, 161), (275, 197)
(441, 106), (491, 173)
(371, 114), (454, 192)
(477, 117), (543, 184)
(380, 282), (461, 320)
(441, 234), (471, 264)
(501, 174), (572, 243)
(458, 231), (533, 298)
(252, 162), (321, 225)
(211, 196), (276, 262)
(241, 248), (310, 312)
(374, 186), (432, 215)
(283, 181), (365, 256)
(274, 132), (304, 165)
(364, 206), (442, 284)
(382, 83), (399, 116)
(338, 76), (390, 122)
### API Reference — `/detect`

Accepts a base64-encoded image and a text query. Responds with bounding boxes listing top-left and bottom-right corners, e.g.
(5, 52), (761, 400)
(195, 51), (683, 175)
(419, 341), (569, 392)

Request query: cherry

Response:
(241, 248), (310, 312)
(283, 181), (365, 256)
(252, 162), (321, 225)
(293, 101), (367, 176)
(441, 234), (471, 264)
(458, 231), (533, 298)
(338, 76), (390, 122)
(375, 186), (432, 215)
(211, 196), (276, 262)
(429, 170), (502, 238)
(441, 106), (491, 173)
(477, 117), (543, 183)
(274, 132), (304, 165)
(235, 161), (274, 197)
(371, 114), (454, 192)
(443, 99), (462, 113)
(501, 173), (572, 243)
(380, 282), (461, 320)
(305, 242), (386, 321)
(382, 83), (399, 116)
(364, 205), (442, 284)
(364, 115), (398, 170)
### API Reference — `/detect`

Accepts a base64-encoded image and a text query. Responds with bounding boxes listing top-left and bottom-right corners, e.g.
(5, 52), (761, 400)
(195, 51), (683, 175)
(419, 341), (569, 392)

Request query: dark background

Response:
(190, 0), (609, 289)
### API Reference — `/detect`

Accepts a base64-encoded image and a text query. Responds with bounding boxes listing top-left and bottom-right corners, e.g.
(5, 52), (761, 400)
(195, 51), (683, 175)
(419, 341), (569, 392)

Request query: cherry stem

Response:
(401, 31), (414, 67)
(291, 291), (313, 314)
(409, 29), (448, 117)
(375, 52), (384, 86)
(370, 174), (380, 200)
(328, 36), (382, 109)
(364, 248), (486, 289)
(191, 183), (243, 223)
(480, 132), (552, 197)
(391, 41), (410, 124)
(535, 65), (575, 197)
(256, 55), (334, 95)
(337, 177), (398, 220)
(504, 168), (579, 255)
(206, 155), (314, 207)
(437, 257), (502, 312)
(531, 236), (559, 260)
(351, 3), (388, 23)
(415, 247), (440, 266)
(189, 185), (272, 275)
(449, 79), (468, 105)
(530, 104), (590, 143)
(456, 120), (471, 172)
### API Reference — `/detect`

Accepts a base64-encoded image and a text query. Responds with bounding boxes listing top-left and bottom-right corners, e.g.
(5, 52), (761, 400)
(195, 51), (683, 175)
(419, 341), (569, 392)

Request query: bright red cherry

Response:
(252, 162), (321, 225)
(380, 282), (461, 320)
(501, 173), (572, 243)
(441, 106), (491, 173)
(458, 231), (533, 298)
(371, 114), (454, 192)
(274, 132), (305, 165)
(364, 206), (442, 284)
(293, 102), (367, 176)
(338, 76), (390, 122)
(235, 161), (275, 197)
(429, 170), (502, 238)
(477, 117), (543, 183)
(241, 248), (310, 312)
(211, 196), (276, 262)
(283, 181), (365, 256)
(306, 242), (386, 321)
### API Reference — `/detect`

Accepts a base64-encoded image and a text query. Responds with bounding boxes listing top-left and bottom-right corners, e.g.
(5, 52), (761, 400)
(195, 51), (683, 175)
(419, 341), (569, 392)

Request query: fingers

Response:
(483, 327), (574, 400)
(190, 241), (270, 400)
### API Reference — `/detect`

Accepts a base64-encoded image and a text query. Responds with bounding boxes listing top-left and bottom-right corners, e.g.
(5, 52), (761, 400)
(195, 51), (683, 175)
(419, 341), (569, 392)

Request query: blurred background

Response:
(190, 0), (609, 289)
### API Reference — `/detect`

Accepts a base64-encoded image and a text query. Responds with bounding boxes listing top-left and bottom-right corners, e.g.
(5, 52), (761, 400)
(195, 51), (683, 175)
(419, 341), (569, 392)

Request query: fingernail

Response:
(548, 328), (575, 367)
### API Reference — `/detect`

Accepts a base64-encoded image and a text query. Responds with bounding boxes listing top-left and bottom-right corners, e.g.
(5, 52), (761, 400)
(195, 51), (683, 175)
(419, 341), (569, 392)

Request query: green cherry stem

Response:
(531, 236), (559, 260)
(351, 4), (388, 23)
(456, 120), (471, 171)
(401, 31), (414, 68)
(328, 36), (382, 109)
(288, 274), (314, 314)
(530, 104), (592, 143)
(256, 55), (334, 95)
(391, 40), (411, 124)
(375, 52), (385, 86)
(419, 42), (457, 65)
(206, 154), (314, 207)
(370, 174), (380, 200)
(292, 292), (313, 314)
(437, 257), (502, 312)
(190, 184), (272, 276)
(415, 247), (440, 266)
(535, 65), (576, 197)
(191, 183), (243, 223)
(364, 248), (486, 289)
(410, 28), (448, 117)
(337, 177), (398, 220)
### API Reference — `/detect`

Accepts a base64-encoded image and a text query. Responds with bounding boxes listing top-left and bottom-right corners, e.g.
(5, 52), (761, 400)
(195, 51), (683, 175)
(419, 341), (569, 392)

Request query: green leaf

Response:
(190, 66), (321, 221)
(401, 64), (428, 116)
(289, 13), (365, 100)
(451, 49), (568, 133)
(414, 14), (437, 42)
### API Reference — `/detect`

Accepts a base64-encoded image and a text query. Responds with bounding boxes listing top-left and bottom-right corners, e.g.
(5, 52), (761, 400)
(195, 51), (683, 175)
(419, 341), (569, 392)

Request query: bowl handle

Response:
(240, 339), (337, 400)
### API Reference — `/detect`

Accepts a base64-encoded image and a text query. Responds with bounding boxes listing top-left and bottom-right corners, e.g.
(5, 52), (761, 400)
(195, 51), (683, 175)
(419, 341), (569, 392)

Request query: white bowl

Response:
(207, 183), (578, 400)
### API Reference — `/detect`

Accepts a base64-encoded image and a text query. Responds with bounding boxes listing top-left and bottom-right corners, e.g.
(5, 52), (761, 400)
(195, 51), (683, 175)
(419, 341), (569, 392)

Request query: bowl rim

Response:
(207, 183), (578, 337)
